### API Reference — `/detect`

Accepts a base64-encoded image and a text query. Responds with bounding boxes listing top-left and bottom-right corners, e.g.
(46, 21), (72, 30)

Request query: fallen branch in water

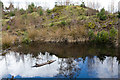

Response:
(32, 60), (56, 67)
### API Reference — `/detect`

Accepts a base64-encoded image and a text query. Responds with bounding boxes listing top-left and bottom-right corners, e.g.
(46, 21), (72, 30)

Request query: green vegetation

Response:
(88, 28), (117, 44)
(22, 37), (31, 44)
(9, 11), (15, 16)
(117, 12), (120, 18)
(80, 2), (85, 8)
(46, 9), (51, 14)
(6, 25), (10, 30)
(2, 33), (17, 49)
(97, 8), (107, 20)
(95, 30), (109, 43)
(88, 29), (95, 40)
(87, 22), (96, 29)
(109, 27), (117, 40)
(28, 3), (35, 13)
(50, 23), (54, 26)
(38, 9), (43, 16)
(19, 8), (25, 15)
(61, 20), (66, 26)
(2, 2), (119, 48)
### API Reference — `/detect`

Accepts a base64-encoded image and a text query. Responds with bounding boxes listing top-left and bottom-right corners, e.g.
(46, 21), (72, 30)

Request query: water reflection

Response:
(0, 51), (119, 79)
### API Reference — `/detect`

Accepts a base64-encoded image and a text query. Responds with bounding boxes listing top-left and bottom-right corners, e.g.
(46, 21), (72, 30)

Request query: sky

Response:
(1, 0), (120, 12)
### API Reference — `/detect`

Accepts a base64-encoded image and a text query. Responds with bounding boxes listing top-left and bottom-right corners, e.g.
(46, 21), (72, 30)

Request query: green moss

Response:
(52, 6), (66, 12)
(109, 21), (113, 25)
(30, 12), (39, 17)
(88, 22), (96, 29)
(50, 23), (54, 26)
(22, 37), (31, 44)
(6, 25), (10, 30)
(2, 19), (9, 25)
(53, 22), (60, 25)
(53, 20), (66, 27)
(59, 16), (68, 20)
(102, 25), (107, 28)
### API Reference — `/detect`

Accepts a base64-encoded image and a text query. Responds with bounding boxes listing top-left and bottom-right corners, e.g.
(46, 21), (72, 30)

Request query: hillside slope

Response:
(2, 5), (119, 48)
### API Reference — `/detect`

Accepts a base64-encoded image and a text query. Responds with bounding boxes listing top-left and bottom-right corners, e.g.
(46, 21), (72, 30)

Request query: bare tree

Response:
(17, 2), (19, 10)
(87, 1), (100, 10)
(56, 0), (62, 5)
(95, 1), (101, 10)
(66, 0), (70, 5)
(87, 1), (95, 9)
(108, 0), (115, 13)
(110, 0), (115, 13)
(118, 1), (120, 12)
(80, 0), (84, 3)
(0, 0), (2, 51)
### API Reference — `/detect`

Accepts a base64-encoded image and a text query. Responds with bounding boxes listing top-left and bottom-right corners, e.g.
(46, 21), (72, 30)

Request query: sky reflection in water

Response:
(0, 51), (119, 79)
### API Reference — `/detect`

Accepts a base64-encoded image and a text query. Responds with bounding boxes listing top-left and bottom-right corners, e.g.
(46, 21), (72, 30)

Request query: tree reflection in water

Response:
(0, 51), (119, 79)
(55, 58), (81, 78)
(0, 42), (119, 78)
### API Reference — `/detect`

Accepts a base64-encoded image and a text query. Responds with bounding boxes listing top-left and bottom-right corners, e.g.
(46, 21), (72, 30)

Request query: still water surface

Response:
(0, 43), (120, 79)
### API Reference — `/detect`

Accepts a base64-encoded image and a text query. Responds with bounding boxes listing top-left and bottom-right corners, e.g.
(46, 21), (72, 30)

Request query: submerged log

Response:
(32, 60), (56, 67)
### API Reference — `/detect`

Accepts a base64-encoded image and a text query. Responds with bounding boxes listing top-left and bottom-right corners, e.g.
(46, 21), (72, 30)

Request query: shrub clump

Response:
(117, 12), (120, 18)
(95, 30), (109, 43)
(88, 29), (95, 40)
(80, 2), (85, 8)
(2, 34), (17, 49)
(27, 28), (38, 41)
(6, 25), (10, 30)
(61, 20), (66, 26)
(46, 9), (51, 15)
(38, 9), (43, 16)
(97, 8), (107, 20)
(9, 11), (15, 16)
(109, 27), (117, 40)
(88, 28), (117, 44)
(28, 3), (35, 13)
(19, 8), (25, 15)
(50, 23), (54, 26)
(22, 37), (31, 44)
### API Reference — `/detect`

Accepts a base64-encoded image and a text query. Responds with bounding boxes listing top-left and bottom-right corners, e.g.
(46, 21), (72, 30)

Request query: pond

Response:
(0, 42), (120, 79)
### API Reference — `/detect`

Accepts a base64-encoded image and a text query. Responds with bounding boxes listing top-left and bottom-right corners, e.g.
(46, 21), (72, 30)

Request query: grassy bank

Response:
(2, 3), (119, 49)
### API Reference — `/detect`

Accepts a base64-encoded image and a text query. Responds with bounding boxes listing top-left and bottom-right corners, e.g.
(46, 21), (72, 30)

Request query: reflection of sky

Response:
(0, 52), (59, 79)
(76, 57), (118, 78)
(0, 51), (119, 79)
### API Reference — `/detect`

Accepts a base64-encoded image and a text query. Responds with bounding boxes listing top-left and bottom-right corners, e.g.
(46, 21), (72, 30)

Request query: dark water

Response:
(0, 42), (120, 79)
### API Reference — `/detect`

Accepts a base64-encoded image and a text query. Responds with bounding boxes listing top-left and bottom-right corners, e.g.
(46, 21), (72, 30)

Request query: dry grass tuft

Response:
(27, 27), (39, 41)
(2, 33), (17, 48)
